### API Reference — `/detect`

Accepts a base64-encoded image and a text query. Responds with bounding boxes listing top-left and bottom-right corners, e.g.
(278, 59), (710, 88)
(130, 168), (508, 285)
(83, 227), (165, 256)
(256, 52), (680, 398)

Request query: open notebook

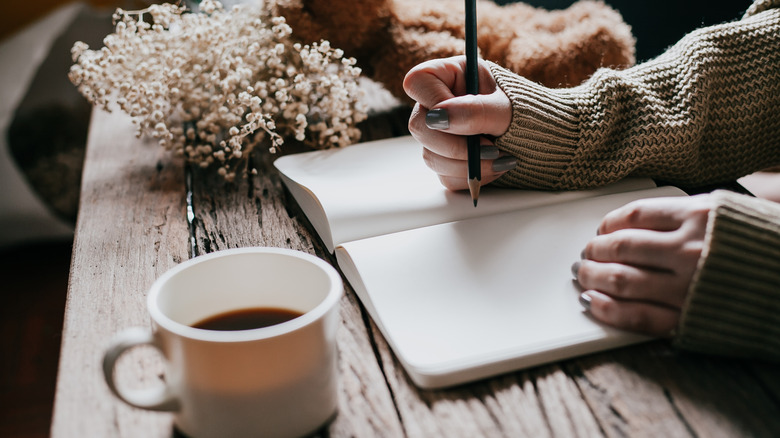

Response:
(274, 136), (686, 388)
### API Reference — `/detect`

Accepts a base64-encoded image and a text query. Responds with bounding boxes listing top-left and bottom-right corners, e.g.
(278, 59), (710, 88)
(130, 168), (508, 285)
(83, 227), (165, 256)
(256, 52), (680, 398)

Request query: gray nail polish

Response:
(579, 293), (592, 311)
(571, 261), (580, 280)
(425, 108), (449, 130)
(480, 146), (500, 160)
(491, 156), (517, 172)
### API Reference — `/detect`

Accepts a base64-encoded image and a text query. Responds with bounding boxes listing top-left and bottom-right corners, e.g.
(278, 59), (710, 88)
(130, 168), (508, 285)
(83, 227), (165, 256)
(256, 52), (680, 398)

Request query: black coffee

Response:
(192, 307), (303, 331)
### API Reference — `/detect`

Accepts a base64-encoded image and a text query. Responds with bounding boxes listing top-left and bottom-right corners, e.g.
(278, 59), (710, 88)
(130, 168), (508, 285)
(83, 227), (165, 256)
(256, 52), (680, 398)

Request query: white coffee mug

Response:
(102, 247), (342, 438)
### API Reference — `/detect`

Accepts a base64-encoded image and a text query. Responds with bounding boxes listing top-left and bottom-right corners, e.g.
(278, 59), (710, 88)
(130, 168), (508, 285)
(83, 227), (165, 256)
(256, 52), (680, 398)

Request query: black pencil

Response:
(465, 0), (480, 207)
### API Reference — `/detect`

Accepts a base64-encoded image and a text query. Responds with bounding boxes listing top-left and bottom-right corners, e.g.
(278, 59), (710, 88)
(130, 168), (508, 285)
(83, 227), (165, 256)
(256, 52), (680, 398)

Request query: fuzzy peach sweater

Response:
(490, 0), (780, 359)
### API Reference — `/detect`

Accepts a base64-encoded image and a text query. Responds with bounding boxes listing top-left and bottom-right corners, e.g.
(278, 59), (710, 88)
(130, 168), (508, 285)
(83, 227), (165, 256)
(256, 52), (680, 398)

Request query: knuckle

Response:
(595, 295), (617, 319)
(605, 270), (629, 295)
(622, 203), (644, 227)
(607, 237), (630, 260)
(402, 65), (429, 94)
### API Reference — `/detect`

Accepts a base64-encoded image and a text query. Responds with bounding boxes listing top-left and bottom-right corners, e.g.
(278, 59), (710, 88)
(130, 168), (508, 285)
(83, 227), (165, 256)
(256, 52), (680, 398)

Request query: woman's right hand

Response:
(403, 56), (515, 191)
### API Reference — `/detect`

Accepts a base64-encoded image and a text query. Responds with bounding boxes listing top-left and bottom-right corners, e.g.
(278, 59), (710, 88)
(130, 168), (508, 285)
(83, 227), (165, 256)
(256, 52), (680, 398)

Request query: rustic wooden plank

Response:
(569, 342), (780, 437)
(327, 283), (406, 437)
(51, 109), (190, 438)
(565, 344), (694, 438)
(532, 365), (603, 438)
(370, 316), (604, 438)
(371, 304), (780, 438)
(188, 131), (406, 436)
(658, 354), (780, 437)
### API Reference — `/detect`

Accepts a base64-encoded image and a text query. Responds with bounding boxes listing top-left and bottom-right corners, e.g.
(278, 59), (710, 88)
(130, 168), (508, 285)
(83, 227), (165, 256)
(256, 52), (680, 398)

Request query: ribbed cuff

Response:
(675, 190), (780, 360)
(487, 61), (582, 189)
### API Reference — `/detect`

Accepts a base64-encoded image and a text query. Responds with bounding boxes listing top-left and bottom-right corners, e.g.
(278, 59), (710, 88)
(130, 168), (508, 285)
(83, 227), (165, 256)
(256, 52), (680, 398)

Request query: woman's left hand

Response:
(573, 194), (714, 336)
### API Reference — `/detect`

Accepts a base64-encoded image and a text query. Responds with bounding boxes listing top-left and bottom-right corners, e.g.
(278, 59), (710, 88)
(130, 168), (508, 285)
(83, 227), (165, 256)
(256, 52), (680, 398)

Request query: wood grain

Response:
(569, 343), (780, 437)
(372, 314), (605, 438)
(52, 103), (780, 438)
(51, 109), (189, 438)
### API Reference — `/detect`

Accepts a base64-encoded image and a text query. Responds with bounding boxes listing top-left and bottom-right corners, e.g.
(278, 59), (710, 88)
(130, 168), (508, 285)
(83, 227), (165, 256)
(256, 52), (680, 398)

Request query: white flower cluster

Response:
(69, 0), (367, 181)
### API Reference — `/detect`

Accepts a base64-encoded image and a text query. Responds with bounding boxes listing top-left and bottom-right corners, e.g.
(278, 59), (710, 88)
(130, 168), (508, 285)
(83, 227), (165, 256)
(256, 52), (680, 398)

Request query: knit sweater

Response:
(678, 190), (780, 358)
(489, 0), (780, 359)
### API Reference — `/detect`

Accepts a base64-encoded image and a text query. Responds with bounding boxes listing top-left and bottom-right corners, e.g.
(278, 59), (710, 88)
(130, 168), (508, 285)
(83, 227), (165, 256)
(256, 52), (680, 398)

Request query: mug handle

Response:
(102, 327), (180, 412)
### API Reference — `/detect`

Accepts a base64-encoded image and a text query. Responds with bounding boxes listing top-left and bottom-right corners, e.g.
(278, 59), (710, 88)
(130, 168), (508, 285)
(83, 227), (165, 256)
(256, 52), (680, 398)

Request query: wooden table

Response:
(51, 106), (780, 438)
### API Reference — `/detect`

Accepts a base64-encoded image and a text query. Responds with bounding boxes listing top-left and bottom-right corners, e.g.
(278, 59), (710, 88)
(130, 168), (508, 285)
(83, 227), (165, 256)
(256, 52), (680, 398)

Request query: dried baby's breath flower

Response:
(69, 0), (367, 181)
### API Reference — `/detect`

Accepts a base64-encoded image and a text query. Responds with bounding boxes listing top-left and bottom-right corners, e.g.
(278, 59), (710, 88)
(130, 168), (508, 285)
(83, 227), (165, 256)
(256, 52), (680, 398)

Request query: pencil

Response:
(465, 0), (480, 207)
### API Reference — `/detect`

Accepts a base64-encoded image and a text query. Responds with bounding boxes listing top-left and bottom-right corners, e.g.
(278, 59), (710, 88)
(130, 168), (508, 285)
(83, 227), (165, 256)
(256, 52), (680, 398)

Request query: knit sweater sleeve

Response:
(489, 0), (780, 190)
(674, 190), (780, 359)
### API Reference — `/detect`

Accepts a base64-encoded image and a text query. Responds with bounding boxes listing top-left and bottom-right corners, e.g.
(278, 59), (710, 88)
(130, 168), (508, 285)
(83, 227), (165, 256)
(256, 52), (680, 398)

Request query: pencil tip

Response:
(468, 177), (480, 207)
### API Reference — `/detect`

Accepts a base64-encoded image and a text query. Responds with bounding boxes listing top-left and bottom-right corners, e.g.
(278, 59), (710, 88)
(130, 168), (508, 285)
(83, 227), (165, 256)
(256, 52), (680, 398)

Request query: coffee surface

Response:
(192, 307), (303, 331)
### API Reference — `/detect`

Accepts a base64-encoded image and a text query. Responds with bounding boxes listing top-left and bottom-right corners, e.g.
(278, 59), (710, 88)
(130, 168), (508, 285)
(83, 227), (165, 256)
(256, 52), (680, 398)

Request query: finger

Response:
(411, 104), (513, 164)
(580, 290), (679, 337)
(422, 145), (516, 179)
(428, 91), (512, 137)
(403, 56), (464, 109)
(403, 56), (499, 109)
(409, 103), (466, 158)
(573, 260), (687, 308)
(598, 196), (699, 234)
(583, 229), (683, 271)
(411, 109), (500, 161)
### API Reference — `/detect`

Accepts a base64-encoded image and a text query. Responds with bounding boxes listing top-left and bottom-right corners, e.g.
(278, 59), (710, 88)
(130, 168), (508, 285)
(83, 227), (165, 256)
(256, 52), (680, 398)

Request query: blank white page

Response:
(275, 136), (656, 252)
(336, 186), (686, 388)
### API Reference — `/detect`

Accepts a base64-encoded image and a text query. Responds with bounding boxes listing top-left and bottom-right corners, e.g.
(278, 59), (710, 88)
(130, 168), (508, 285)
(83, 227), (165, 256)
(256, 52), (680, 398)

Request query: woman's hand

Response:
(403, 56), (515, 190)
(573, 194), (714, 336)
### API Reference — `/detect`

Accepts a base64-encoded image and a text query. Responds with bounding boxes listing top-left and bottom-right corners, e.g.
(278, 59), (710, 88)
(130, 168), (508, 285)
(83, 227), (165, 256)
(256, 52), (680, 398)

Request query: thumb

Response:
(427, 89), (511, 137)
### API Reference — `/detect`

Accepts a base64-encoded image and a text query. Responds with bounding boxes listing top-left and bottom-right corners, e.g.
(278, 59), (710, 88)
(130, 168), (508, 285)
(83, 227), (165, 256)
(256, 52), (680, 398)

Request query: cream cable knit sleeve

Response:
(489, 0), (780, 190)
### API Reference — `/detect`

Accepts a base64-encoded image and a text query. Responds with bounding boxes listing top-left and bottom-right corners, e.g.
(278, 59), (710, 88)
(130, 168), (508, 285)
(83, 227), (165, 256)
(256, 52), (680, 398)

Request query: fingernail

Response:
(580, 249), (586, 259)
(579, 292), (592, 311)
(571, 261), (580, 280)
(480, 146), (500, 160)
(491, 156), (517, 172)
(425, 108), (449, 130)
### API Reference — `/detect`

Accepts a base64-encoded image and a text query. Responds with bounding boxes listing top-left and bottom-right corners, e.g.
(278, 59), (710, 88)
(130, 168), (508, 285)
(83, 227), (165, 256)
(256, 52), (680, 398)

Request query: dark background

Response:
(496, 0), (751, 62)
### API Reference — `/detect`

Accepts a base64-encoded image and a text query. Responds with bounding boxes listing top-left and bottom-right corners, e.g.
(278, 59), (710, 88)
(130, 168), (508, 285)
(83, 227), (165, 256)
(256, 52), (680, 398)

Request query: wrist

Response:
(675, 190), (780, 360)
(487, 61), (582, 189)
